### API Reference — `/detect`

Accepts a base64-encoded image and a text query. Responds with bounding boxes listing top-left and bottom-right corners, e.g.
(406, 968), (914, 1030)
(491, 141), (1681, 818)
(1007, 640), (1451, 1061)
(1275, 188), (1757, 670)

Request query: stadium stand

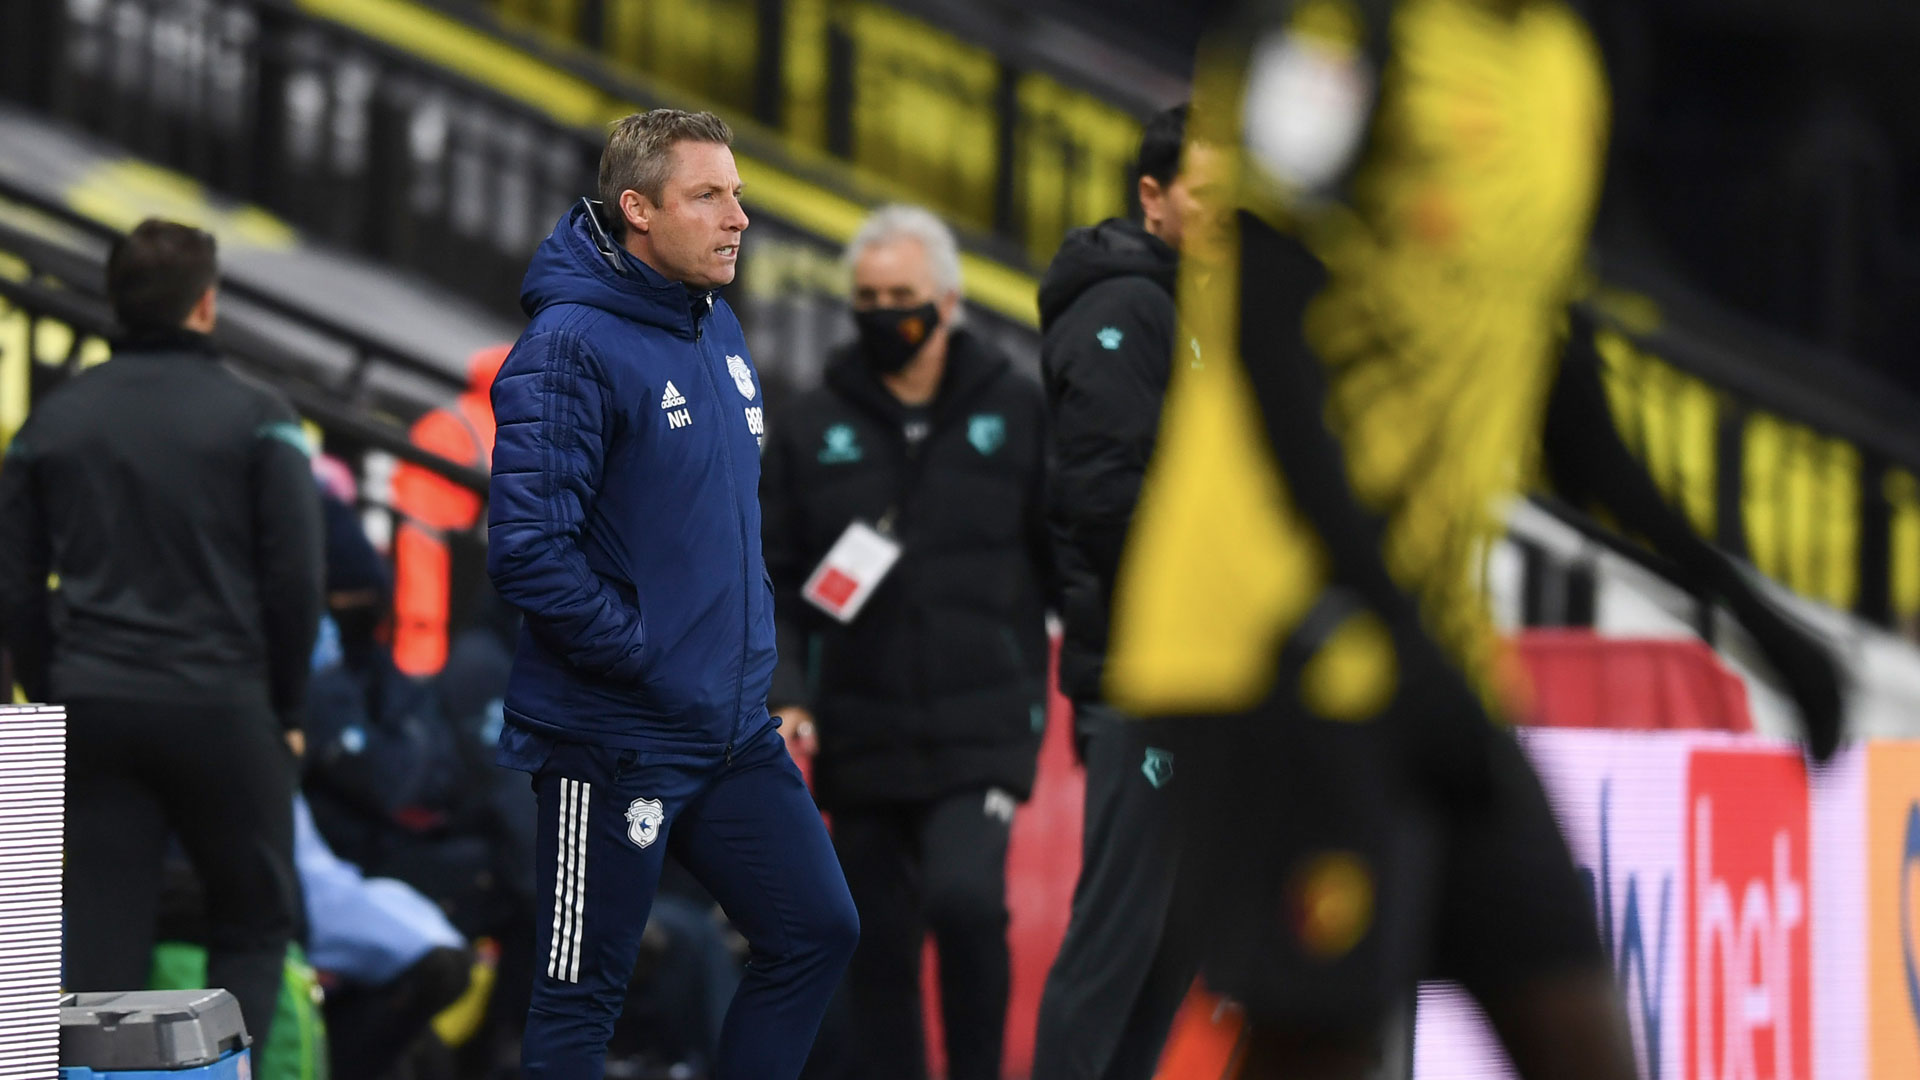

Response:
(6, 2), (1920, 1077)
(6, 0), (1919, 640)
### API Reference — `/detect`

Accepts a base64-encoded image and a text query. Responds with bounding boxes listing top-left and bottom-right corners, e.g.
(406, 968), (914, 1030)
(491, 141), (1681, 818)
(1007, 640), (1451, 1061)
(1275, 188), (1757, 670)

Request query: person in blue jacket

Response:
(487, 108), (858, 1079)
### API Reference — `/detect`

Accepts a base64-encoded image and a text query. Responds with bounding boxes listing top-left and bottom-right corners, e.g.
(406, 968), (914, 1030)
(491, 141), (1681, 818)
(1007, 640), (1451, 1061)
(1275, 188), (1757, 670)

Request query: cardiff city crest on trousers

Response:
(625, 797), (664, 848)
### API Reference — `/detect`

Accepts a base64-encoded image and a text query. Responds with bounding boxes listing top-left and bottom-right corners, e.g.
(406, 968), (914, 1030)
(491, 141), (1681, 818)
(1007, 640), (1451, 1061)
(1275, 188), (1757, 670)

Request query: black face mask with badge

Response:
(853, 302), (941, 375)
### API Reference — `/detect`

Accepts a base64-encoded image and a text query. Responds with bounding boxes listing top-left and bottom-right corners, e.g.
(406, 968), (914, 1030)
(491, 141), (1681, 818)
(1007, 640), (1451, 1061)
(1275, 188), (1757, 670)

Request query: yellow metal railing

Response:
(302, 0), (1048, 325)
(1585, 292), (1894, 623)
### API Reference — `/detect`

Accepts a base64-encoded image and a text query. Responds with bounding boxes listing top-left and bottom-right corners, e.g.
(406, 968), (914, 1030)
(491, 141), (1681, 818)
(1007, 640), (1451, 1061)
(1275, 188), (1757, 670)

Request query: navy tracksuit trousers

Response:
(508, 721), (859, 1078)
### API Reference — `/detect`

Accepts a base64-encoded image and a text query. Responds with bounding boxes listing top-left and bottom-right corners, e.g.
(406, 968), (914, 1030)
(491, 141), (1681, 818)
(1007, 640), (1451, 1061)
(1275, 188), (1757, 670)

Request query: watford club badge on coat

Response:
(968, 413), (1006, 456)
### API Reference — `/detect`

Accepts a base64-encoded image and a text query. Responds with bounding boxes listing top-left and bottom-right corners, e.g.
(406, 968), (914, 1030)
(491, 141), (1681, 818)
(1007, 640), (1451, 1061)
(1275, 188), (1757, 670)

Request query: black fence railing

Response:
(7, 1), (1913, 634)
(477, 0), (1161, 266)
(0, 190), (488, 523)
(0, 0), (1044, 395)
(23, 0), (593, 318)
(0, 172), (476, 445)
(1572, 258), (1920, 633)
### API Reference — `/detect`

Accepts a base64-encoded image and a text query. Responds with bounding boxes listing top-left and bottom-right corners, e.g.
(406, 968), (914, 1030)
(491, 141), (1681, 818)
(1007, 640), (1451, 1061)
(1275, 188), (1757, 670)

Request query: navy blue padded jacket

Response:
(488, 204), (775, 755)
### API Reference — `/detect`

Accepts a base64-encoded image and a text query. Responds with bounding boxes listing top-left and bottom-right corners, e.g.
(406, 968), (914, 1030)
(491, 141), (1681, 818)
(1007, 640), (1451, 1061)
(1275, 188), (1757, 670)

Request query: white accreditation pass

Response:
(801, 521), (902, 623)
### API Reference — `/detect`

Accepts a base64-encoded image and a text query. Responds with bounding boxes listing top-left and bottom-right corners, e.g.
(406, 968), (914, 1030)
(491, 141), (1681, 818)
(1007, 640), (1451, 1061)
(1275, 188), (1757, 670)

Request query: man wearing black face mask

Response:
(760, 205), (1053, 1080)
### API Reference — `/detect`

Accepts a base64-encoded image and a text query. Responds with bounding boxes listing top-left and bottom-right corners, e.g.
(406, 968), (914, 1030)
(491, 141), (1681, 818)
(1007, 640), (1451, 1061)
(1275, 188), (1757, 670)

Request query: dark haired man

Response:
(0, 218), (324, 1056)
(488, 109), (857, 1078)
(1030, 102), (1220, 1080)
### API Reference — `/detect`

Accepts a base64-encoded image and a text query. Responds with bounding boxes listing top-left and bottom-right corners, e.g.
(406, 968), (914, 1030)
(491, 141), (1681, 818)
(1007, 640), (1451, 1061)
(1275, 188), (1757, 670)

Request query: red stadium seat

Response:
(1511, 629), (1751, 732)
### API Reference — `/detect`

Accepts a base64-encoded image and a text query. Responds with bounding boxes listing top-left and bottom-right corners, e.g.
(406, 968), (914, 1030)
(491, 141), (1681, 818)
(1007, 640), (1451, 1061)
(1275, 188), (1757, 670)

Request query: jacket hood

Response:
(520, 202), (713, 338)
(1036, 218), (1177, 330)
(824, 326), (1011, 424)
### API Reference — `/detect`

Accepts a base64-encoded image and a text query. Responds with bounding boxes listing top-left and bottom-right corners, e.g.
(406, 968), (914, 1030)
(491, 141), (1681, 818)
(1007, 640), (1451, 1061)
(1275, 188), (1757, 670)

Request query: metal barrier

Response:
(0, 176), (472, 421)
(27, 0), (587, 319)
(0, 187), (488, 570)
(7, 0), (1915, 634)
(1573, 269), (1920, 632)
(0, 0), (1045, 386)
(482, 0), (1157, 266)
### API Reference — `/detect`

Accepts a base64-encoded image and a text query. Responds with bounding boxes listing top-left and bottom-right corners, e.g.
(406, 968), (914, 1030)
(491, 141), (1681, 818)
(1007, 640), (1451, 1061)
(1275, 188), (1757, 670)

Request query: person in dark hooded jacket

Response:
(486, 109), (856, 1080)
(1040, 157), (1183, 709)
(1030, 104), (1226, 1080)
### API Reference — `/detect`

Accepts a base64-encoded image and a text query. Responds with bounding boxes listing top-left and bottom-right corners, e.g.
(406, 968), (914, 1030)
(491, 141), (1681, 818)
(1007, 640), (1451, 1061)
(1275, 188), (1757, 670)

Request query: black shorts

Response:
(1149, 704), (1602, 1042)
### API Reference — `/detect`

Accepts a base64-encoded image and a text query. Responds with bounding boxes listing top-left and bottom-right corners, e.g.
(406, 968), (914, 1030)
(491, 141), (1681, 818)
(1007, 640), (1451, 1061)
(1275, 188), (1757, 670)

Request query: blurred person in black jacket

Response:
(1030, 104), (1218, 1080)
(304, 493), (535, 1074)
(762, 205), (1051, 1080)
(302, 493), (465, 874)
(0, 219), (324, 1052)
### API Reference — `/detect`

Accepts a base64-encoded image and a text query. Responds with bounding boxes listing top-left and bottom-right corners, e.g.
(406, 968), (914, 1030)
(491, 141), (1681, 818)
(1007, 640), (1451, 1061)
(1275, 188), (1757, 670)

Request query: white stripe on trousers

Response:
(547, 778), (591, 981)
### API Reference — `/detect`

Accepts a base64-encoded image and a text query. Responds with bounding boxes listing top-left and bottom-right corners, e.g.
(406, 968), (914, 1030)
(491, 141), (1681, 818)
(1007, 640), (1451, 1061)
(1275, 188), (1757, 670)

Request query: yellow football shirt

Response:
(1105, 0), (1609, 719)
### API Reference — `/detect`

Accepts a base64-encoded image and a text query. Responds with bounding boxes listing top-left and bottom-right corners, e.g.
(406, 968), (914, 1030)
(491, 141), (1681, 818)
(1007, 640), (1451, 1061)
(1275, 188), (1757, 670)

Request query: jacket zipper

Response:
(875, 381), (988, 709)
(899, 426), (928, 709)
(690, 301), (751, 757)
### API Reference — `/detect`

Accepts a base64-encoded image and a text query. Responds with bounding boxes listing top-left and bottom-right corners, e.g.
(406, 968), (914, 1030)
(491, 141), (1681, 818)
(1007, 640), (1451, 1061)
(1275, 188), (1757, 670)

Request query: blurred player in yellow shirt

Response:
(1106, 1), (1639, 1076)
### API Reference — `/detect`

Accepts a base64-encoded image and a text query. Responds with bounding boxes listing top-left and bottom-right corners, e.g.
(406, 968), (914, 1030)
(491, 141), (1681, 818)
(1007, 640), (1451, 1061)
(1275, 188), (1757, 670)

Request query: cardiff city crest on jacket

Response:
(625, 797), (664, 848)
(726, 354), (756, 399)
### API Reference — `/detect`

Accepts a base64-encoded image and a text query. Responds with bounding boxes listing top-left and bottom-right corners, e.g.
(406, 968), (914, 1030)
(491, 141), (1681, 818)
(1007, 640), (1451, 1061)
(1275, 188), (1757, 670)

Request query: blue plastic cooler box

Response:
(58, 989), (251, 1078)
